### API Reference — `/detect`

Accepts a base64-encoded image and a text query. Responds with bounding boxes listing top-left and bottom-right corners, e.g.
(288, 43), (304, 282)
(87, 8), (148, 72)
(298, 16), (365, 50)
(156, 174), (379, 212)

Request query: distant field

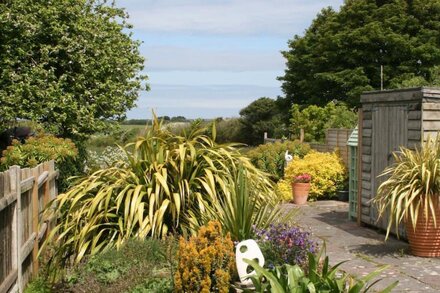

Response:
(120, 124), (147, 130)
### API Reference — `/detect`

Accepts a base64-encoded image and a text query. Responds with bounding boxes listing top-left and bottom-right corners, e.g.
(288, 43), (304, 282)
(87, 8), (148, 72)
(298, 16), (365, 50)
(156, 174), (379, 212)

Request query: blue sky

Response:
(119, 0), (343, 119)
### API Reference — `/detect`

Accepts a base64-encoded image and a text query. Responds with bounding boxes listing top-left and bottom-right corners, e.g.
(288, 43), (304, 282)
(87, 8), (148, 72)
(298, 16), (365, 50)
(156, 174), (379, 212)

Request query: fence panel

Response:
(0, 161), (58, 293)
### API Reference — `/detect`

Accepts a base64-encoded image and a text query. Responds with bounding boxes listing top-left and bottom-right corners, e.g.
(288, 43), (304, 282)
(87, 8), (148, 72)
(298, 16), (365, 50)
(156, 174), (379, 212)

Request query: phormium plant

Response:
(42, 115), (279, 268)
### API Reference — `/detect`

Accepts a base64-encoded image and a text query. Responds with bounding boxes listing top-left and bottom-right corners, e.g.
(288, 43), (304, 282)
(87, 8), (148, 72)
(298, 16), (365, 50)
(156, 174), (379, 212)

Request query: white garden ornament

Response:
(285, 150), (293, 164)
(235, 239), (265, 285)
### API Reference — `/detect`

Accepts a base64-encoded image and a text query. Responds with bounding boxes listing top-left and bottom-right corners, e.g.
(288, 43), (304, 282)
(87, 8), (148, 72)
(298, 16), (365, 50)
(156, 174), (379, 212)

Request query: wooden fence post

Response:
(300, 129), (304, 143)
(31, 167), (39, 276)
(10, 166), (23, 292)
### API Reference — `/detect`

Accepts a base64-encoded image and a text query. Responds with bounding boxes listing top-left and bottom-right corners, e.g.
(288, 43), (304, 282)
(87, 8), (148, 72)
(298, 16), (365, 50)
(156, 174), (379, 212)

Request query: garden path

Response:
(287, 201), (440, 292)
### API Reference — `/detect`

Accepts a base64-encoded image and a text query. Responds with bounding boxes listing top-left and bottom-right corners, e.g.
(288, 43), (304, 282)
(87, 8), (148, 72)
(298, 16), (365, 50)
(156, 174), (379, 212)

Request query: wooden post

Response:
(31, 166), (39, 276)
(357, 110), (364, 226)
(10, 166), (23, 292)
(43, 162), (51, 240)
(299, 128), (304, 143)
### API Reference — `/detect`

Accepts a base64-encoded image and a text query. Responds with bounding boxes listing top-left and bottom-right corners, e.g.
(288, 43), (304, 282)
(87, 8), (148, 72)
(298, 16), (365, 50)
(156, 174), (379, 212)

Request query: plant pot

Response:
(292, 182), (310, 205)
(337, 190), (349, 202)
(406, 203), (440, 257)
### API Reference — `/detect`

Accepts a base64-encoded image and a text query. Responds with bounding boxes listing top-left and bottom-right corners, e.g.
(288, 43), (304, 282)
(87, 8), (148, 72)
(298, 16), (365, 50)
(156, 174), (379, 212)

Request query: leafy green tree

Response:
(290, 102), (357, 142)
(279, 0), (440, 107)
(239, 97), (288, 145)
(0, 0), (147, 138)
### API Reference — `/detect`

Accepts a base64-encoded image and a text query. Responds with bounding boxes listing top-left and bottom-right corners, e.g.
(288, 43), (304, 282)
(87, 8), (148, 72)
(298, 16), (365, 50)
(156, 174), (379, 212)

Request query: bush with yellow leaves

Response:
(277, 151), (347, 201)
(174, 221), (236, 293)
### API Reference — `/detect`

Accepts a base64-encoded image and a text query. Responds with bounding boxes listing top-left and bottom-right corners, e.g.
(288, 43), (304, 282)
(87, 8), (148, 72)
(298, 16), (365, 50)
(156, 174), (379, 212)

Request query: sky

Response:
(119, 0), (344, 119)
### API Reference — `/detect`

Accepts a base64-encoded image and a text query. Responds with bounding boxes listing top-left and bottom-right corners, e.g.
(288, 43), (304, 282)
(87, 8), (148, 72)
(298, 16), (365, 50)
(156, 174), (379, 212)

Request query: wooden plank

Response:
(362, 172), (371, 181)
(363, 120), (372, 129)
(422, 110), (439, 121)
(361, 155), (371, 164)
(9, 166), (22, 293)
(361, 197), (371, 207)
(362, 146), (371, 155)
(362, 137), (371, 146)
(361, 180), (371, 190)
(408, 120), (421, 130)
(20, 233), (36, 263)
(407, 139), (421, 149)
(0, 193), (17, 213)
(422, 121), (440, 131)
(38, 223), (47, 241)
(363, 111), (372, 120)
(32, 166), (40, 276)
(361, 88), (423, 103)
(42, 163), (51, 240)
(362, 163), (371, 172)
(362, 129), (372, 138)
(408, 110), (421, 120)
(423, 103), (440, 110)
(0, 269), (17, 293)
(20, 177), (34, 194)
(408, 130), (421, 140)
(37, 171), (49, 188)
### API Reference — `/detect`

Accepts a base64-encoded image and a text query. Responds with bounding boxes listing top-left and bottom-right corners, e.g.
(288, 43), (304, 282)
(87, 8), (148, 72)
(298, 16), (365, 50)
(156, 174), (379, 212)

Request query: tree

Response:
(239, 97), (288, 145)
(279, 0), (440, 107)
(290, 102), (357, 142)
(0, 0), (147, 139)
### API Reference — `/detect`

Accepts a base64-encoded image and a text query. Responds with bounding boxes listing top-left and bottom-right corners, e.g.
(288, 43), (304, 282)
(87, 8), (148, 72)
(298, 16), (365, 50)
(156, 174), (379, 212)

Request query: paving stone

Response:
(284, 201), (440, 292)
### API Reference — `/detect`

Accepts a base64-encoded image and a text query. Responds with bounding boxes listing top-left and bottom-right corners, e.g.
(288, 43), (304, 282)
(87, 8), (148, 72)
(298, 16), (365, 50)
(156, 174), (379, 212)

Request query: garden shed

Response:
(358, 87), (440, 232)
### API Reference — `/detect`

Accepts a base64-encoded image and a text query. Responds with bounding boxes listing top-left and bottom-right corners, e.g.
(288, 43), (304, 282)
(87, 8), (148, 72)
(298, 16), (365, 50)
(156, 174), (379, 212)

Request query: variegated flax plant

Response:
(373, 136), (440, 239)
(42, 115), (284, 268)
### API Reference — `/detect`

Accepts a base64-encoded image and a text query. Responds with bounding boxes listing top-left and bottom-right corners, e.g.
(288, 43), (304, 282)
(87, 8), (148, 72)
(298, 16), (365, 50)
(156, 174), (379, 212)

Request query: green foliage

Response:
(279, 0), (440, 107)
(0, 135), (77, 169)
(42, 116), (276, 267)
(174, 221), (236, 293)
(0, 0), (147, 138)
(0, 134), (79, 191)
(247, 141), (311, 181)
(279, 151), (347, 201)
(24, 278), (52, 293)
(214, 118), (246, 144)
(194, 167), (291, 241)
(374, 137), (440, 239)
(35, 238), (176, 292)
(290, 102), (357, 142)
(244, 249), (398, 293)
(240, 97), (289, 145)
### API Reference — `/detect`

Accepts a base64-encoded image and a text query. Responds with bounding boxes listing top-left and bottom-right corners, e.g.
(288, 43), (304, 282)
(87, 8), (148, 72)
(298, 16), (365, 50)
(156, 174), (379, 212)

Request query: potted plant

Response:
(373, 137), (440, 257)
(292, 173), (311, 205)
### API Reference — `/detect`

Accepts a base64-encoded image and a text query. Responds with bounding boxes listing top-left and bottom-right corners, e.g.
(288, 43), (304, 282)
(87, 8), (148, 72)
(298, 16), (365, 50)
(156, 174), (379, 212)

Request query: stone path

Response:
(287, 200), (440, 292)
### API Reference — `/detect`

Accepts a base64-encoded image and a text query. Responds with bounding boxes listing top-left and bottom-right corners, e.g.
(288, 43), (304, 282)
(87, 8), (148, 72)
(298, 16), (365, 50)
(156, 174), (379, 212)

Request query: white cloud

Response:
(120, 0), (343, 36)
(143, 46), (284, 71)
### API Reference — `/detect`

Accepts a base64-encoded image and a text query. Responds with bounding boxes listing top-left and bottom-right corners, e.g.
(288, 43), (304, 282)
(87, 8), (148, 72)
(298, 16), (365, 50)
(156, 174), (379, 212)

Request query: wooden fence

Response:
(309, 128), (353, 168)
(0, 161), (58, 293)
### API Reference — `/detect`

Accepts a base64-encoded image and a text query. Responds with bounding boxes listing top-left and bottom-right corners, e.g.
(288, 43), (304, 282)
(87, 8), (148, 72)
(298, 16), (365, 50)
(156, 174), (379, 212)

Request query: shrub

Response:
(0, 134), (79, 191)
(214, 118), (246, 143)
(247, 141), (311, 181)
(290, 102), (357, 142)
(85, 146), (128, 173)
(195, 167), (291, 241)
(174, 221), (236, 293)
(43, 116), (277, 267)
(278, 151), (346, 200)
(254, 224), (317, 269)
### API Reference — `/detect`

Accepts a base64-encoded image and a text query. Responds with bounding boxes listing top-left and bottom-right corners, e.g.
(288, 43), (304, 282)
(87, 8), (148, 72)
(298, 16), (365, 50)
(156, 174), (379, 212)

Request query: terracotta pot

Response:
(406, 203), (440, 257)
(292, 182), (311, 205)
